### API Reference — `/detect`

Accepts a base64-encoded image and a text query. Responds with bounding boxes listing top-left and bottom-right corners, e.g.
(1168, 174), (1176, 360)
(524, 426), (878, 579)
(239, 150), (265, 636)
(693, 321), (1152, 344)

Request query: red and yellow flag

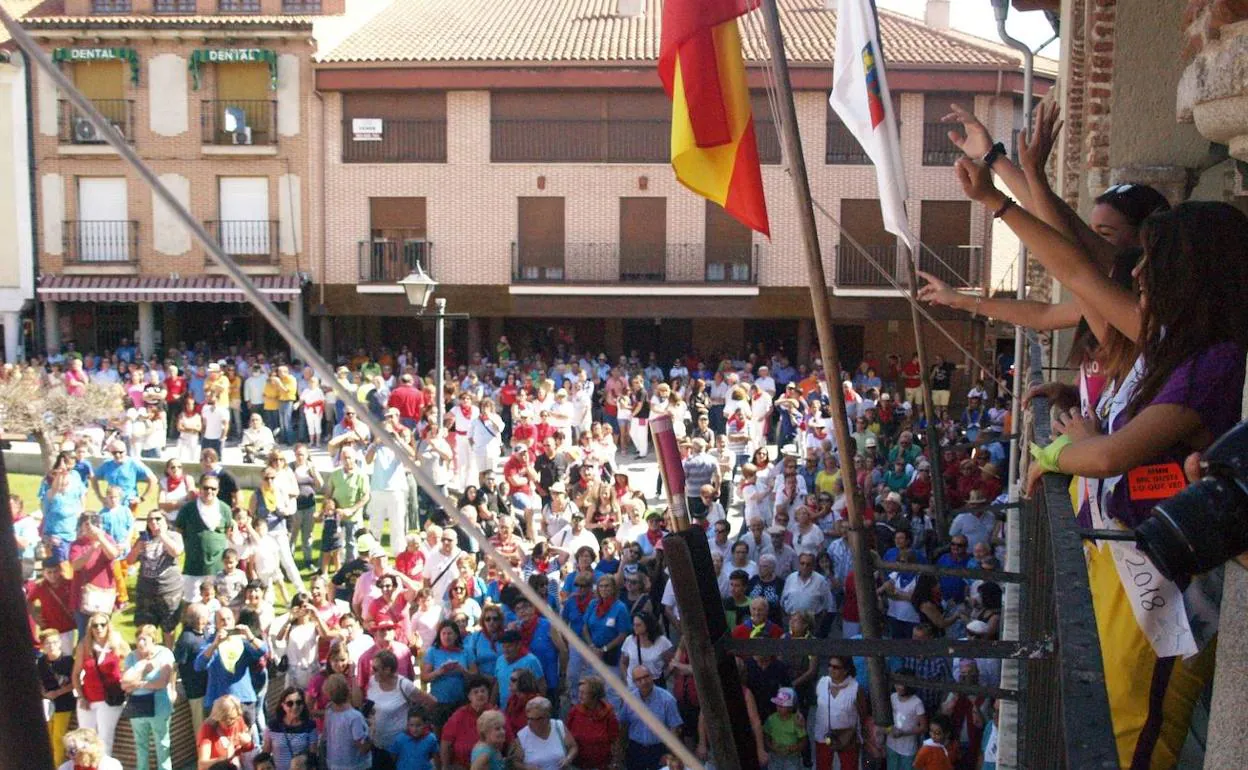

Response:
(659, 0), (770, 237)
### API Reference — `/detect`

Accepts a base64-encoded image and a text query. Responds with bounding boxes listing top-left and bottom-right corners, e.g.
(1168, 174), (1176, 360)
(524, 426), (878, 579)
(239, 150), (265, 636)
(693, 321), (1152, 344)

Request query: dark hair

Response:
(268, 685), (312, 727)
(1067, 247), (1142, 384)
(236, 608), (262, 636)
(632, 611), (660, 642)
(465, 674), (491, 694)
(979, 581), (1003, 611)
(729, 569), (750, 585)
(909, 574), (940, 617)
(894, 667), (915, 696)
(929, 712), (953, 737)
(433, 619), (463, 650)
(828, 655), (856, 677)
(1093, 183), (1170, 229)
(512, 668), (540, 694)
(1128, 202), (1248, 417)
(374, 649), (399, 674)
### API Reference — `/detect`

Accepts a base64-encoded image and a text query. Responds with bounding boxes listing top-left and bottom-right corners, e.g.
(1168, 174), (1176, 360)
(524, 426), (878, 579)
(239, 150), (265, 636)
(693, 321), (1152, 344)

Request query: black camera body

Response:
(1136, 421), (1248, 582)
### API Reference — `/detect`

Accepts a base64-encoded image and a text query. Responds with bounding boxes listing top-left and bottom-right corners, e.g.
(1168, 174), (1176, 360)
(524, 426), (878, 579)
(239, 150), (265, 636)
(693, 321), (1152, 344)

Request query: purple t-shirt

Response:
(1107, 342), (1245, 527)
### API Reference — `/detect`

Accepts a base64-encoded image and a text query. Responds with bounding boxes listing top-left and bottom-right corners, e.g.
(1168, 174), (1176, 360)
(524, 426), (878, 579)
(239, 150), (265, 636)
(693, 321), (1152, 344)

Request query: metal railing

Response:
(507, 242), (759, 284)
(201, 100), (276, 146)
(358, 238), (433, 283)
(834, 243), (898, 287)
(826, 120), (870, 164)
(754, 119), (782, 165)
(63, 220), (138, 264)
(205, 220), (278, 264)
(217, 0), (260, 11)
(90, 0), (131, 12)
(341, 119), (446, 163)
(153, 0), (196, 11)
(923, 121), (962, 166)
(492, 118), (669, 163)
(59, 99), (133, 144)
(918, 244), (983, 287)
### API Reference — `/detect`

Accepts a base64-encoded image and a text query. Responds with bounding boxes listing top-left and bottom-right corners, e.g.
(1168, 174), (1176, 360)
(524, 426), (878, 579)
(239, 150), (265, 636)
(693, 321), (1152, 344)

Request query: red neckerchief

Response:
(460, 404), (472, 417)
(518, 616), (539, 653)
(166, 471), (184, 490)
(574, 590), (593, 614)
(645, 528), (663, 546)
(594, 596), (614, 617)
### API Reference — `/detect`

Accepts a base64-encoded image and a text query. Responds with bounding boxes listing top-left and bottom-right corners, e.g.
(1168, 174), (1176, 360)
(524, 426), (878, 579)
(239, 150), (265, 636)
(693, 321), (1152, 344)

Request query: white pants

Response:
(269, 529), (306, 594)
(177, 433), (201, 461)
(77, 700), (123, 755)
(452, 437), (474, 491)
(368, 489), (409, 552)
(473, 450), (500, 480)
(629, 418), (649, 456)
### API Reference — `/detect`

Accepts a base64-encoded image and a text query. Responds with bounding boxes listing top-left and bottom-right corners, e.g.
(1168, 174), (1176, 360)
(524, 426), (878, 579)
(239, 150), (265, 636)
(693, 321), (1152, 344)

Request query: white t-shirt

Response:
(201, 404), (227, 440)
(886, 692), (925, 756)
(368, 676), (417, 752)
(621, 634), (674, 688)
(517, 720), (569, 770)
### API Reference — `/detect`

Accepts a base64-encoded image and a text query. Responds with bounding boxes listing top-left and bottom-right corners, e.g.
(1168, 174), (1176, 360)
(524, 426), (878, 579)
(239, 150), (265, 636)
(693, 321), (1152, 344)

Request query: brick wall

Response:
(321, 88), (1010, 292)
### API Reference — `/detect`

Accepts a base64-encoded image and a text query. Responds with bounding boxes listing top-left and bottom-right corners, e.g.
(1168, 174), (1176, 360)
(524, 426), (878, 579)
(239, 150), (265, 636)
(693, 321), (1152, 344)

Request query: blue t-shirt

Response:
(583, 599), (630, 647)
(560, 594), (593, 638)
(39, 473), (86, 543)
(936, 553), (974, 603)
(465, 631), (502, 678)
(525, 618), (561, 692)
(391, 730), (439, 770)
(424, 646), (471, 705)
(471, 744), (505, 770)
(494, 652), (543, 704)
(97, 457), (148, 500)
(99, 505), (134, 549)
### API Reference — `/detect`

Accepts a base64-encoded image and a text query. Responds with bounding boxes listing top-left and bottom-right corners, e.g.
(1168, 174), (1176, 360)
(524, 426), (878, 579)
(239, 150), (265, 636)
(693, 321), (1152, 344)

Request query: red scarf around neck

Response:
(574, 590), (594, 614)
(594, 596), (614, 617)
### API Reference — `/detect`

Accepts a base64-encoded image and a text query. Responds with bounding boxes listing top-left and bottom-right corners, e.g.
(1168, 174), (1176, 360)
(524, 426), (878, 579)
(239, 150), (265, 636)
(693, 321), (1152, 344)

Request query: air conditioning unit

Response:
(232, 126), (254, 145)
(73, 117), (99, 143)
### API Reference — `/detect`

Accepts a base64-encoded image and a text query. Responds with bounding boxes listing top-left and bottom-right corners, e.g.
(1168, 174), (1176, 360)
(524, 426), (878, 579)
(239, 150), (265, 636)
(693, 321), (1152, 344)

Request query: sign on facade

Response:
(352, 118), (384, 141)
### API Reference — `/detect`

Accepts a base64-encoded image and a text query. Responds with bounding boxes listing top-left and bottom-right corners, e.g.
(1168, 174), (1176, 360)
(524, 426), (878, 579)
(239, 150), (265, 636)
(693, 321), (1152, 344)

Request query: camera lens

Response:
(1135, 475), (1248, 582)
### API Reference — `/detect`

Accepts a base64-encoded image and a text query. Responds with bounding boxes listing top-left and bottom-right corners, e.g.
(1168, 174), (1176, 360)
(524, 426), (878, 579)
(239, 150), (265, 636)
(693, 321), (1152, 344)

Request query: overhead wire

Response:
(0, 9), (706, 770)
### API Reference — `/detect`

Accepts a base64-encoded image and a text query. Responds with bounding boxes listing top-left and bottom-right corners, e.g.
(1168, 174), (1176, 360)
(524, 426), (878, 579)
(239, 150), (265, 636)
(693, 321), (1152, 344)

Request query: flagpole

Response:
(757, 0), (893, 728)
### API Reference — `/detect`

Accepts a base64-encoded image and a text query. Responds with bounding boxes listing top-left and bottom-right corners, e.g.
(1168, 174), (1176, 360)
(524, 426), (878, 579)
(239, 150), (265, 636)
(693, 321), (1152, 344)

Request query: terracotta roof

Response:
(21, 12), (315, 29)
(0, 0), (57, 45)
(320, 0), (1026, 68)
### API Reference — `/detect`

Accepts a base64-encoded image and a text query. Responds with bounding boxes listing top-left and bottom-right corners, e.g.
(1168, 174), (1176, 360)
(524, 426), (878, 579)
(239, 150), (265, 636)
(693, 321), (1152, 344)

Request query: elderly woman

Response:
(442, 676), (499, 770)
(566, 676), (618, 770)
(121, 624), (176, 770)
(127, 510), (184, 648)
(59, 727), (123, 770)
(72, 613), (130, 755)
(470, 710), (509, 770)
(516, 696), (578, 770)
(240, 413), (276, 464)
(196, 694), (254, 770)
(582, 575), (630, 668)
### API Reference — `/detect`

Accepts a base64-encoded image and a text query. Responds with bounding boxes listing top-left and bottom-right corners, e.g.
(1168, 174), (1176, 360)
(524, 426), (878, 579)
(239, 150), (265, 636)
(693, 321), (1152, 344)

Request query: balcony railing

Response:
(218, 0), (260, 11)
(58, 100), (134, 145)
(509, 242), (759, 285)
(153, 0), (196, 11)
(281, 0), (321, 11)
(754, 120), (782, 165)
(201, 100), (276, 146)
(922, 121), (961, 166)
(917, 245), (983, 288)
(206, 220), (278, 264)
(64, 220), (138, 264)
(358, 238), (433, 283)
(825, 120), (870, 165)
(492, 119), (669, 163)
(341, 119), (446, 163)
(90, 0), (131, 12)
(834, 243), (899, 287)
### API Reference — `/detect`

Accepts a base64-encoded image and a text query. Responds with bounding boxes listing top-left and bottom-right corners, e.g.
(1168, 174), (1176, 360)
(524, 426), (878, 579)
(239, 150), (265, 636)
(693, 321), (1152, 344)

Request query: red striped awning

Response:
(36, 274), (305, 302)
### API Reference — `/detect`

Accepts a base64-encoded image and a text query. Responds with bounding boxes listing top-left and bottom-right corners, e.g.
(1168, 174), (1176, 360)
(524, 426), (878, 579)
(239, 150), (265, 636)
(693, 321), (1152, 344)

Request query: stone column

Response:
(2, 311), (19, 363)
(137, 302), (155, 359)
(466, 317), (482, 360)
(797, 319), (812, 366)
(319, 315), (334, 360)
(288, 294), (305, 340)
(43, 300), (60, 355)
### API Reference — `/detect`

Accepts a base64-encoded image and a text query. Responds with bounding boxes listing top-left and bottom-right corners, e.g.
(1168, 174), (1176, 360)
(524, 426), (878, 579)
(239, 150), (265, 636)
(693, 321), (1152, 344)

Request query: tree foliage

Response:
(0, 377), (125, 471)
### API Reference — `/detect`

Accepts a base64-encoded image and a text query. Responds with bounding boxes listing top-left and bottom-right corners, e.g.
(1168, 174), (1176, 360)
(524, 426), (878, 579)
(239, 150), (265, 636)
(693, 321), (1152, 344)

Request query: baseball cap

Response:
(375, 618), (397, 631)
(355, 533), (379, 556)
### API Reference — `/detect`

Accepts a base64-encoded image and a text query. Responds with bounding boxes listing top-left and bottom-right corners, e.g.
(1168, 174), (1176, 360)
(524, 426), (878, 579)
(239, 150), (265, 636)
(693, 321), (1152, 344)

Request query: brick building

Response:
(311, 0), (1050, 367)
(24, 0), (350, 357)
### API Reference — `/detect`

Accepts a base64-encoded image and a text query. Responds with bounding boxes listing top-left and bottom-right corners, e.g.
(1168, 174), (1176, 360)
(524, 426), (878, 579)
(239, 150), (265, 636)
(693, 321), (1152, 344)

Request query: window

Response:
(218, 0), (261, 11)
(90, 0), (131, 12)
(491, 91), (668, 163)
(750, 93), (782, 165)
(281, 0), (322, 11)
(153, 0), (197, 12)
(619, 198), (667, 282)
(203, 62), (275, 145)
(704, 201), (754, 283)
(342, 92), (447, 163)
(825, 95), (899, 165)
(836, 199), (897, 287)
(922, 94), (968, 166)
(60, 60), (132, 144)
(918, 200), (977, 287)
(72, 177), (132, 263)
(514, 198), (565, 281)
(215, 177), (273, 263)
(363, 198), (429, 282)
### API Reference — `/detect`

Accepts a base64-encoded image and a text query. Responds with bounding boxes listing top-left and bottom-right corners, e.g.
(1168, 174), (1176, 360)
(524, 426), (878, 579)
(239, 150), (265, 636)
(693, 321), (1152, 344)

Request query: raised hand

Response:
(943, 103), (993, 159)
(955, 157), (1001, 205)
(1018, 101), (1063, 178)
(915, 270), (959, 307)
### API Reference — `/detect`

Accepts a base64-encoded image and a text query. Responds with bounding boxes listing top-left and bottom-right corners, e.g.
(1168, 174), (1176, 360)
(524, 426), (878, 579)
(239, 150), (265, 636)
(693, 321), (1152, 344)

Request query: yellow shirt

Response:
(263, 378), (281, 410)
(815, 470), (840, 496)
(277, 374), (297, 402)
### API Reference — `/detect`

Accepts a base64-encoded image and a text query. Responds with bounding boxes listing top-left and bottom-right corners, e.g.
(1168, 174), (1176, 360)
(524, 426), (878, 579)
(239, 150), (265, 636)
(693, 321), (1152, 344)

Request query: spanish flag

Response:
(659, 0), (770, 236)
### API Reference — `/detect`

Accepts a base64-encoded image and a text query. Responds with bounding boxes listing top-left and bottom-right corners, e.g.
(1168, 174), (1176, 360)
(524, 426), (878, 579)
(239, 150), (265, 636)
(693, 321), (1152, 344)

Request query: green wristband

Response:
(1029, 434), (1072, 473)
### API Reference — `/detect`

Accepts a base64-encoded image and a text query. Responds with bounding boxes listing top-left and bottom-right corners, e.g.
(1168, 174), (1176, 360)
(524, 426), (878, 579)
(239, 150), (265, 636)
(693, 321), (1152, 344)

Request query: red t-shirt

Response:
(566, 702), (620, 770)
(387, 385), (426, 421)
(533, 421), (556, 445)
(197, 719), (254, 765)
(28, 579), (76, 632)
(842, 572), (860, 623)
(499, 385), (519, 407)
(730, 620), (785, 640)
(80, 649), (123, 703)
(503, 455), (532, 494)
(69, 536), (118, 611)
(443, 705), (498, 767)
(165, 376), (187, 403)
(901, 361), (922, 389)
(395, 549), (425, 581)
(510, 422), (537, 447)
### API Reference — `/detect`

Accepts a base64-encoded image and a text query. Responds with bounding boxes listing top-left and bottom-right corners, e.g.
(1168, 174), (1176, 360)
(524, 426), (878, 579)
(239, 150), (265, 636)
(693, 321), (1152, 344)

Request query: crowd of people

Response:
(16, 97), (1246, 770)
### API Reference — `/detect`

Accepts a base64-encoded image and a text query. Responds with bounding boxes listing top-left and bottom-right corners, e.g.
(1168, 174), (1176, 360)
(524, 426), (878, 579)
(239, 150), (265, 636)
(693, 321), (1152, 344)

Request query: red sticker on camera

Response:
(1127, 463), (1186, 501)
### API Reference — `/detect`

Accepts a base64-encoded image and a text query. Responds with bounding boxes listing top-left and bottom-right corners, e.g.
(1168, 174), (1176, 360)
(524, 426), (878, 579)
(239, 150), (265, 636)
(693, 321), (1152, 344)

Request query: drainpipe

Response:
(314, 88), (326, 311)
(991, 0), (1034, 499)
(22, 50), (40, 359)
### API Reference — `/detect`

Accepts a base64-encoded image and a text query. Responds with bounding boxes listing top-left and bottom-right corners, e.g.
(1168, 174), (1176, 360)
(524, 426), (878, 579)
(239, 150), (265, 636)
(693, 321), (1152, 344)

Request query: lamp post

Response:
(398, 264), (468, 429)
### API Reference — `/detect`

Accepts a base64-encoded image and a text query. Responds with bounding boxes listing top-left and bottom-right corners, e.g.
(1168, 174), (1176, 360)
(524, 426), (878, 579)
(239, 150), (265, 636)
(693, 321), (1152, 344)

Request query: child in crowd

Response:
(323, 672), (371, 770)
(190, 577), (222, 622)
(240, 515), (287, 605)
(319, 497), (344, 575)
(37, 628), (75, 767)
(390, 708), (439, 770)
(913, 713), (957, 770)
(214, 548), (249, 608)
(763, 687), (806, 770)
(98, 485), (135, 606)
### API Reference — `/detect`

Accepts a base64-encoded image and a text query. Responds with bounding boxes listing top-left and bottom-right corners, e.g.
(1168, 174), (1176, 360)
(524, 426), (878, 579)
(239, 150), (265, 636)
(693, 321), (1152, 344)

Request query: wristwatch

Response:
(983, 141), (1008, 170)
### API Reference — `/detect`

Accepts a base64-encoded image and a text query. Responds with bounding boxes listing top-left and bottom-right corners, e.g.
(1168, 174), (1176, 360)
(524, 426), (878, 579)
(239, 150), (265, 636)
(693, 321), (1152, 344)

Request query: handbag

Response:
(104, 681), (126, 707)
(121, 692), (156, 719)
(81, 583), (118, 616)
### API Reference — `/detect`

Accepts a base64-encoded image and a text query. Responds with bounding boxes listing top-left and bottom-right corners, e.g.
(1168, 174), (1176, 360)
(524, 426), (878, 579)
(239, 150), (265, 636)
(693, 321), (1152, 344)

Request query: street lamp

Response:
(398, 265), (467, 428)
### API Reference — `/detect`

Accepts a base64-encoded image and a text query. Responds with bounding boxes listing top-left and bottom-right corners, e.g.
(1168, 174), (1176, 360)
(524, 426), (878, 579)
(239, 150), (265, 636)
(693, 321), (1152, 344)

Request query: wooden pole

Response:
(904, 253), (948, 528)
(663, 528), (758, 770)
(757, 0), (892, 727)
